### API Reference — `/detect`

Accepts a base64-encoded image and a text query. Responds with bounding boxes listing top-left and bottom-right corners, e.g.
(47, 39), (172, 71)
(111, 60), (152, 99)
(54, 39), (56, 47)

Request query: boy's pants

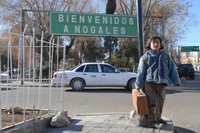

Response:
(138, 82), (166, 125)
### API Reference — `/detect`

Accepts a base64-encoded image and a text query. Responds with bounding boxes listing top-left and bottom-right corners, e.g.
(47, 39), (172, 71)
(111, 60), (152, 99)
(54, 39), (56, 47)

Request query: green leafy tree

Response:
(70, 37), (104, 65)
(111, 38), (138, 71)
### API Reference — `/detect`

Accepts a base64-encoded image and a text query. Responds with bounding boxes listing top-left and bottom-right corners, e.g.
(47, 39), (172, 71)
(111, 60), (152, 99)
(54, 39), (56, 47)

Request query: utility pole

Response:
(106, 0), (116, 63)
(136, 0), (144, 57)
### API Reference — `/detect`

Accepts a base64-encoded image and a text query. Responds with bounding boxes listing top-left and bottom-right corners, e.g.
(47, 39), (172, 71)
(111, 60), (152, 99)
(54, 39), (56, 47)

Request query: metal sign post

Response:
(136, 0), (144, 57)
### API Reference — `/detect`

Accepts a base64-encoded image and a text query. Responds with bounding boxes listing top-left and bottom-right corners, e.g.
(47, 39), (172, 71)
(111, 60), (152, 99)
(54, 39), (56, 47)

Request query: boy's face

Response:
(150, 39), (161, 51)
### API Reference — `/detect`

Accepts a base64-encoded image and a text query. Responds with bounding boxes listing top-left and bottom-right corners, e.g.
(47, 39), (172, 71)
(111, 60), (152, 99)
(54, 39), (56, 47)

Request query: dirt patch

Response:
(2, 108), (48, 128)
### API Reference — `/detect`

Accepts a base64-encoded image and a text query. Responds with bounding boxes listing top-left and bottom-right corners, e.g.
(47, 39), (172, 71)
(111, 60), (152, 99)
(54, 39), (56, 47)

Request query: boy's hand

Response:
(135, 88), (145, 95)
(176, 83), (180, 86)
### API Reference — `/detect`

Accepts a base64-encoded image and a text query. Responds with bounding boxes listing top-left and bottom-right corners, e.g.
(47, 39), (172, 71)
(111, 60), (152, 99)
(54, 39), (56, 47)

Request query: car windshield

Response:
(58, 65), (80, 71)
(69, 65), (81, 71)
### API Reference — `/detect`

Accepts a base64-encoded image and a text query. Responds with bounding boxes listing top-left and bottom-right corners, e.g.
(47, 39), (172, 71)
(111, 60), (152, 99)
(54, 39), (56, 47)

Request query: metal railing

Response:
(0, 27), (66, 129)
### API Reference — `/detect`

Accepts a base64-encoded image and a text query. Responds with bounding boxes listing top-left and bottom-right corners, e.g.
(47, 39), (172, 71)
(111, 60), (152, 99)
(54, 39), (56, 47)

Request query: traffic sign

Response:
(50, 12), (138, 37)
(181, 46), (199, 52)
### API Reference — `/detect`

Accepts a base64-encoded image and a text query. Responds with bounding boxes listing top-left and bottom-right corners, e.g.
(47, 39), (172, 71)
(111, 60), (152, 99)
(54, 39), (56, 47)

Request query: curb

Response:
(76, 112), (129, 116)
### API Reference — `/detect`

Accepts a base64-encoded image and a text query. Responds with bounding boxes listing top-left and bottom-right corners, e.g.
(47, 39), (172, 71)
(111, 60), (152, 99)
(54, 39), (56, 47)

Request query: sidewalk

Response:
(47, 112), (174, 133)
(0, 81), (49, 87)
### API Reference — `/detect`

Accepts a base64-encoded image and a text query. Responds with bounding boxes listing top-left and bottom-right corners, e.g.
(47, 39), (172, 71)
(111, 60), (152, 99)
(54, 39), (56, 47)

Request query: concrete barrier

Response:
(1, 116), (51, 133)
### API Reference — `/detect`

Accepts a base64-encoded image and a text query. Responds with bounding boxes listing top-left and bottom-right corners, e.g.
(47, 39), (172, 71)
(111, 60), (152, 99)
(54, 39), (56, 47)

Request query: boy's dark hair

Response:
(145, 36), (164, 50)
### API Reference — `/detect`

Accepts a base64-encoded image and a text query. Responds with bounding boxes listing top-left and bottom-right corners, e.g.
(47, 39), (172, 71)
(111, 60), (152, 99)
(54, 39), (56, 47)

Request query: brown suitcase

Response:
(132, 89), (149, 115)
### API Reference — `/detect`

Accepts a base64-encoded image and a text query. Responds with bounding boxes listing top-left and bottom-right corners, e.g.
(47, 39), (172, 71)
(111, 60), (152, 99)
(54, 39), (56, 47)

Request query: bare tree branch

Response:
(119, 0), (129, 14)
(119, 0), (125, 14)
(80, 0), (89, 12)
(130, 0), (136, 15)
(24, 0), (33, 10)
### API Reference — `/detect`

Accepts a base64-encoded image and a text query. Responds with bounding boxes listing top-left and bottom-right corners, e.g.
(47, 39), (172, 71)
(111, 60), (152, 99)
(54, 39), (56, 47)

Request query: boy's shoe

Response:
(137, 121), (157, 128)
(157, 118), (167, 124)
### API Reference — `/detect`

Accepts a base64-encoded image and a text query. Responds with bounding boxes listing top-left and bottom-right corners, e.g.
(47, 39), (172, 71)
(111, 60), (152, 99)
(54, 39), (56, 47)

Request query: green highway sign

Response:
(181, 46), (199, 52)
(50, 12), (138, 37)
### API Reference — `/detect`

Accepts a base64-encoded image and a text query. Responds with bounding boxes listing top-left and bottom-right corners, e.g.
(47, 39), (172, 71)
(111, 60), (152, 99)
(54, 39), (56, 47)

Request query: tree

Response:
(0, 0), (92, 33)
(111, 38), (138, 70)
(72, 37), (104, 64)
(111, 0), (190, 68)
(104, 0), (117, 63)
(82, 39), (104, 62)
(116, 0), (190, 49)
(0, 0), (95, 75)
(0, 54), (8, 71)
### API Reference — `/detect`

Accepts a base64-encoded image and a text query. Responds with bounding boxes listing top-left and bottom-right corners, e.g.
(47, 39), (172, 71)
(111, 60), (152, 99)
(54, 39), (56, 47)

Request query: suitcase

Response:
(132, 89), (149, 115)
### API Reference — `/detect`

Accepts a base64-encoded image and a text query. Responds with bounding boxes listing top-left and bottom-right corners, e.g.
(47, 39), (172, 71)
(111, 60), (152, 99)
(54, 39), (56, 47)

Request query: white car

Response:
(0, 71), (9, 83)
(51, 63), (137, 91)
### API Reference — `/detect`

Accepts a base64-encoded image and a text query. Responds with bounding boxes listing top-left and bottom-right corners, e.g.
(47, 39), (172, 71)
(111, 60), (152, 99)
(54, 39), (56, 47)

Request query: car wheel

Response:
(190, 75), (195, 80)
(71, 78), (85, 91)
(127, 78), (136, 91)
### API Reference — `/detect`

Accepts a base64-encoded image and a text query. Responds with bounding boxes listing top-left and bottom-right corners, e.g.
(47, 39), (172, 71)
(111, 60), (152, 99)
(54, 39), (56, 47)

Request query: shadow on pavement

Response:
(174, 126), (197, 133)
(65, 88), (131, 94)
(166, 85), (200, 95)
(1, 87), (17, 91)
(65, 87), (200, 94)
(165, 89), (183, 95)
(48, 119), (83, 132)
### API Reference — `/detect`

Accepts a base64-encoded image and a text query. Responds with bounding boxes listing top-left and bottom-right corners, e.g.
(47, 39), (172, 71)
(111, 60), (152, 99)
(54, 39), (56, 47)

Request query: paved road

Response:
(0, 80), (200, 132)
(0, 86), (132, 113)
(163, 81), (200, 133)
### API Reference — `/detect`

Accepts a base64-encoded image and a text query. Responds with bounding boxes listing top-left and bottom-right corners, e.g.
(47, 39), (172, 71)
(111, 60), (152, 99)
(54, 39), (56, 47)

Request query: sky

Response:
(92, 0), (200, 47)
(1, 0), (199, 47)
(178, 0), (200, 46)
(92, 0), (105, 13)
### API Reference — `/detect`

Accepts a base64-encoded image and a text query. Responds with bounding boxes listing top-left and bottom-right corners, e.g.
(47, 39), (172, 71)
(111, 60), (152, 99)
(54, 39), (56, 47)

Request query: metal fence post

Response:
(0, 55), (2, 129)
(48, 35), (53, 113)
(38, 31), (44, 110)
(20, 9), (25, 85)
